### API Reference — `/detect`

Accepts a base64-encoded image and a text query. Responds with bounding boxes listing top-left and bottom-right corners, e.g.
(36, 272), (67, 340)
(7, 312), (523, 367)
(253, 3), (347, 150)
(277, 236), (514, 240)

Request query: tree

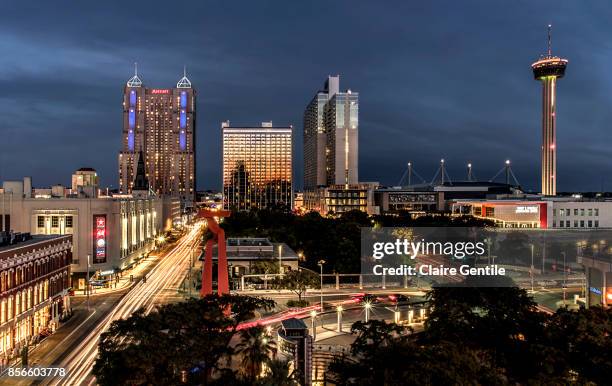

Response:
(328, 320), (505, 385)
(544, 306), (612, 384)
(251, 259), (279, 289)
(234, 326), (277, 381)
(280, 269), (319, 302)
(256, 358), (297, 386)
(93, 295), (275, 386)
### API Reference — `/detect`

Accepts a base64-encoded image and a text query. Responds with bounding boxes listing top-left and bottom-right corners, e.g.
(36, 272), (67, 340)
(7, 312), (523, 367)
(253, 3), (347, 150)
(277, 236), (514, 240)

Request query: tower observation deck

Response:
(531, 25), (568, 196)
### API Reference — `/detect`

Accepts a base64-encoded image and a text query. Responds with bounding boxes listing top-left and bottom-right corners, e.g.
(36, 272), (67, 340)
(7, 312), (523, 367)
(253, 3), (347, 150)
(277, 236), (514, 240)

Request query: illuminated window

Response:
(51, 216), (59, 228)
(37, 216), (45, 228)
(65, 216), (73, 228)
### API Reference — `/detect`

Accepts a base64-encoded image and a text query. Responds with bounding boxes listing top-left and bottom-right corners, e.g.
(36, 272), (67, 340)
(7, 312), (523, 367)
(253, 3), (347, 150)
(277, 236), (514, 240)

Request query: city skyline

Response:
(1, 2), (612, 192)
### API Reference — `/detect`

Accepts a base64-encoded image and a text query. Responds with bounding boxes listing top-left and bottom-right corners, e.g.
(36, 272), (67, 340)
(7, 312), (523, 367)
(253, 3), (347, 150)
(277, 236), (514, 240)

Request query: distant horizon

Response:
(1, 1), (612, 192)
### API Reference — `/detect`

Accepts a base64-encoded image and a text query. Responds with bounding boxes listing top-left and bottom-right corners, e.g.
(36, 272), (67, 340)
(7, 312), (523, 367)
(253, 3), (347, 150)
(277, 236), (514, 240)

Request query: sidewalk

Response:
(73, 251), (164, 297)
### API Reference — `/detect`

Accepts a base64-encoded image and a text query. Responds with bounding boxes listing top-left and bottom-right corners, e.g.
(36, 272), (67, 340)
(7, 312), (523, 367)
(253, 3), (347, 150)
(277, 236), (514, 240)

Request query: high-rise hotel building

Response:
(303, 76), (366, 214)
(222, 121), (293, 210)
(118, 66), (196, 204)
(304, 76), (359, 190)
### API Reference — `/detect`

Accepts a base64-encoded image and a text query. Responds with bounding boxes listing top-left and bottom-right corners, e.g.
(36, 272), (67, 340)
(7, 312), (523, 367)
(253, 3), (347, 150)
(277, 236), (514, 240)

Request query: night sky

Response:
(1, 1), (612, 192)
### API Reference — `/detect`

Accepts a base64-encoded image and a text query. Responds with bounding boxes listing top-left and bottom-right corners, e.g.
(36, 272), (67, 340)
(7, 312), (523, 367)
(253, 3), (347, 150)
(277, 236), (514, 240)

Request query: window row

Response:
(553, 208), (600, 217)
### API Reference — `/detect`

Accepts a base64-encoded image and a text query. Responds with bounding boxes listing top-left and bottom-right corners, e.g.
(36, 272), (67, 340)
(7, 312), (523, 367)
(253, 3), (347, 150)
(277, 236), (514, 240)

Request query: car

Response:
(351, 293), (378, 304)
(387, 294), (410, 303)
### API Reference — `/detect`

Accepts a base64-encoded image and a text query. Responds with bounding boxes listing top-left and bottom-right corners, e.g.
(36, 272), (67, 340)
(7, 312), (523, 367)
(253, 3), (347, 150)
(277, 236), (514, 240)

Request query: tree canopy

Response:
(93, 294), (279, 385)
(329, 285), (612, 385)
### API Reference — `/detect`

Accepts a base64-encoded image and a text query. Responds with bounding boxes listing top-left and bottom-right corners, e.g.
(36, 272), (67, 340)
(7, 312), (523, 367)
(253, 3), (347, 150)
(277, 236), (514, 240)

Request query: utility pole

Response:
(86, 254), (91, 312)
(530, 244), (535, 292)
(562, 252), (567, 304)
(318, 260), (325, 312)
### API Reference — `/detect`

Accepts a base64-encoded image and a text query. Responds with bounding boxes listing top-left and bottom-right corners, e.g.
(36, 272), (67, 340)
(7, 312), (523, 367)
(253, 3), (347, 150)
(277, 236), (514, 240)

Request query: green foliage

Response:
(234, 325), (277, 381)
(93, 294), (275, 386)
(286, 299), (309, 308)
(221, 209), (493, 274)
(328, 320), (505, 386)
(280, 269), (320, 301)
(329, 286), (612, 385)
(250, 258), (280, 275)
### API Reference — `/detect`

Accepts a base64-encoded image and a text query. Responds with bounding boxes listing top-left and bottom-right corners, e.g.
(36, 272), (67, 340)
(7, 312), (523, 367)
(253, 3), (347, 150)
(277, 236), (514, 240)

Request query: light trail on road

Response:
(40, 224), (203, 386)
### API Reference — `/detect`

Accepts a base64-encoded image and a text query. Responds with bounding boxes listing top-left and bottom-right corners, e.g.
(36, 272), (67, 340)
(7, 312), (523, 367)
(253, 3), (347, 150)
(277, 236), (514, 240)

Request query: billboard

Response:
(93, 214), (107, 264)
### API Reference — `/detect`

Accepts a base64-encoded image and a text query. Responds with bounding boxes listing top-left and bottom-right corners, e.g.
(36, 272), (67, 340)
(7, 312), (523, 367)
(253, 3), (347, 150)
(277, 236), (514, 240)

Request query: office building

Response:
(532, 26), (568, 196)
(222, 121), (293, 210)
(71, 168), (99, 198)
(0, 234), (72, 358)
(118, 65), (196, 205)
(303, 76), (358, 190)
(303, 76), (362, 215)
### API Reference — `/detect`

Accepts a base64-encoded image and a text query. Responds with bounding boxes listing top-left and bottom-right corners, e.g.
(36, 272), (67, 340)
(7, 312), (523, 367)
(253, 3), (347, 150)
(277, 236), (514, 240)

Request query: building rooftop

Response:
(281, 318), (307, 330)
(0, 234), (70, 256)
(227, 238), (271, 247)
(208, 238), (299, 261)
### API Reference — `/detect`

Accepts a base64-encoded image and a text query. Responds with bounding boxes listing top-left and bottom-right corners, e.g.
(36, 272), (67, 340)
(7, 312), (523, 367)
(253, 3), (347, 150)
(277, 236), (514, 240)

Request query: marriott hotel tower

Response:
(118, 66), (196, 204)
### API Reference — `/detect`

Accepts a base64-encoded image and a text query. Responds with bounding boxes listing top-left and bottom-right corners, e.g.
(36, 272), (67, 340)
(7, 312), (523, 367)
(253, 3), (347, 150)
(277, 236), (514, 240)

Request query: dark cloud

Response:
(1, 1), (611, 192)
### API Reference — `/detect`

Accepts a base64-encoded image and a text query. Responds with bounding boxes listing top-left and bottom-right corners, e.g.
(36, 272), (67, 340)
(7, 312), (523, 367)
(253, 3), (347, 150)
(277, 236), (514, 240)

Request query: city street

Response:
(0, 224), (203, 386)
(47, 224), (202, 386)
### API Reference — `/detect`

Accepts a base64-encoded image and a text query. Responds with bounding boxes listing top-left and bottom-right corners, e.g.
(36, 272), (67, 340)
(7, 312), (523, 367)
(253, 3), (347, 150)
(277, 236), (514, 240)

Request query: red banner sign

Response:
(93, 215), (107, 263)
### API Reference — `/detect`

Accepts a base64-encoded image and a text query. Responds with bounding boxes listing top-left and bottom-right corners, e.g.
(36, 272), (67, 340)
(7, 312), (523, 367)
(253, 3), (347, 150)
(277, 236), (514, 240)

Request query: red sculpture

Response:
(198, 209), (231, 297)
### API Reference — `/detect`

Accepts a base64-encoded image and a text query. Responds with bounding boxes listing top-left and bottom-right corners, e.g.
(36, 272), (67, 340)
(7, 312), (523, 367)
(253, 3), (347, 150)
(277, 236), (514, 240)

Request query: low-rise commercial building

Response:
(450, 196), (612, 229)
(0, 234), (71, 358)
(208, 238), (299, 290)
(1, 176), (170, 289)
(374, 188), (443, 214)
(304, 183), (378, 215)
(578, 254), (611, 308)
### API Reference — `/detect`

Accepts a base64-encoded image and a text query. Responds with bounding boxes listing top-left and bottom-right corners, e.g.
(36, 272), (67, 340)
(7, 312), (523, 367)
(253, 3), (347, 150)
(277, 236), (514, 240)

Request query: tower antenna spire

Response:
(183, 64), (187, 78)
(135, 62), (138, 76)
(547, 24), (552, 57)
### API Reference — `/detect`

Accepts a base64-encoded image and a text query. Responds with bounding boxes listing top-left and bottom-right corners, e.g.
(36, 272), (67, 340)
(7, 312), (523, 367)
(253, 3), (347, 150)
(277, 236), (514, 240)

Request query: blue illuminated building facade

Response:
(119, 66), (196, 205)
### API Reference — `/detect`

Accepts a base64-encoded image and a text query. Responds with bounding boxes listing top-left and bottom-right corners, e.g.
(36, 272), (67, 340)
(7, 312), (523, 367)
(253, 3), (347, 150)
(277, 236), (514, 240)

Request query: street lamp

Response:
(86, 254), (91, 312)
(364, 301), (372, 323)
(530, 243), (535, 293)
(561, 251), (567, 304)
(310, 310), (317, 341)
(318, 260), (325, 311)
(485, 238), (491, 264)
(336, 306), (343, 332)
(278, 245), (283, 274)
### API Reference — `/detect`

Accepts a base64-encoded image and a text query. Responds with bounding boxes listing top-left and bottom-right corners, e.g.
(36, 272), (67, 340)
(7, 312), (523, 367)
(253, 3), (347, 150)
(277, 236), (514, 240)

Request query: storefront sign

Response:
(93, 214), (107, 264)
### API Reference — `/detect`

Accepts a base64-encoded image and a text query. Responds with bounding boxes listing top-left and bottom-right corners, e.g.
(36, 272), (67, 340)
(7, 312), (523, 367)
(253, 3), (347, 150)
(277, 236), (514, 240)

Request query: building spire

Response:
(177, 65), (192, 88)
(127, 62), (143, 87)
(547, 24), (552, 57)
